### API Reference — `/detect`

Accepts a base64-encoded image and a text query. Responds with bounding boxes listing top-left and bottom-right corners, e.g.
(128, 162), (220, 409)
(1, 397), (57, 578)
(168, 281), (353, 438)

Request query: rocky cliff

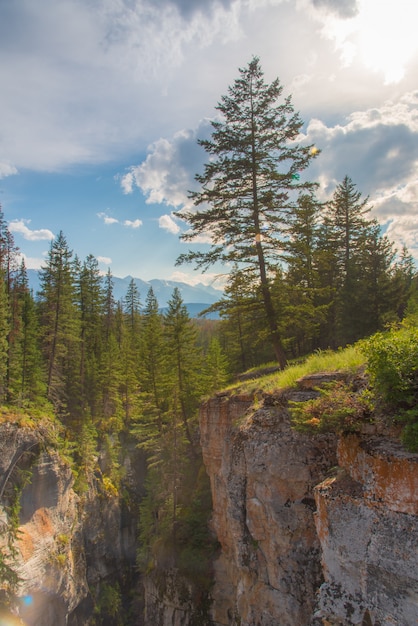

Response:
(1, 374), (417, 626)
(200, 377), (418, 626)
(0, 420), (144, 626)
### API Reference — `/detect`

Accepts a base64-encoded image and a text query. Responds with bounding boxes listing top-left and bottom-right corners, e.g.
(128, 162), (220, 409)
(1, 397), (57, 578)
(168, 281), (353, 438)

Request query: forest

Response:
(0, 57), (417, 621)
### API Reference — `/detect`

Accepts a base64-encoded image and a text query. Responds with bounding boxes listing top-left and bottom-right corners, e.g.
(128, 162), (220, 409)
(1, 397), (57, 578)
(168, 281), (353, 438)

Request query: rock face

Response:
(1, 375), (418, 626)
(200, 383), (418, 626)
(0, 422), (142, 626)
(314, 435), (418, 625)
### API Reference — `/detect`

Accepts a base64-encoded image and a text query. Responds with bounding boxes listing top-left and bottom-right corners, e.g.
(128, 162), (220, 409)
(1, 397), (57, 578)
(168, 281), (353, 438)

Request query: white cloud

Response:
(120, 120), (211, 209)
(124, 219), (142, 229)
(310, 0), (418, 84)
(0, 162), (18, 179)
(169, 269), (226, 289)
(159, 214), (180, 234)
(9, 219), (54, 241)
(97, 255), (112, 265)
(97, 212), (119, 225)
(303, 90), (418, 199)
(17, 253), (45, 271)
(0, 0), (243, 172)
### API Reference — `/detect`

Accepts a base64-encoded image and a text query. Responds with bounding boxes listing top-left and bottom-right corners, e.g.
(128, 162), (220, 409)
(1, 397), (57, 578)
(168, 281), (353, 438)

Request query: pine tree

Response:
(175, 57), (319, 368)
(135, 287), (168, 441)
(164, 288), (203, 451)
(76, 254), (105, 419)
(214, 266), (269, 371)
(98, 268), (123, 430)
(202, 337), (229, 394)
(38, 231), (80, 421)
(8, 261), (44, 404)
(282, 192), (325, 355)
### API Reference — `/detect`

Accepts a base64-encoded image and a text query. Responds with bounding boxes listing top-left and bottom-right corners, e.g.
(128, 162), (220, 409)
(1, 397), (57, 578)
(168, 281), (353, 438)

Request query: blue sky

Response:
(1, 0), (418, 286)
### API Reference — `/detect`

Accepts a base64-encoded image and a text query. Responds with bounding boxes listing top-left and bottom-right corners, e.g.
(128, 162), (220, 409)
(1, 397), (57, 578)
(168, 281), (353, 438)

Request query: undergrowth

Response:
(229, 345), (365, 394)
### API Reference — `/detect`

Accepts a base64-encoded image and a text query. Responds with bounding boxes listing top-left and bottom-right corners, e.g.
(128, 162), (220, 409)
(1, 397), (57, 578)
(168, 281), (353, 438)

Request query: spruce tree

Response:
(77, 254), (105, 419)
(282, 192), (325, 355)
(175, 57), (319, 368)
(164, 288), (203, 451)
(38, 231), (80, 421)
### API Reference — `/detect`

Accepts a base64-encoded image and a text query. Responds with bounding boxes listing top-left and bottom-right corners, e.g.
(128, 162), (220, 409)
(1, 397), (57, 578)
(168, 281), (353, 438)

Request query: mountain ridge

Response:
(26, 269), (222, 317)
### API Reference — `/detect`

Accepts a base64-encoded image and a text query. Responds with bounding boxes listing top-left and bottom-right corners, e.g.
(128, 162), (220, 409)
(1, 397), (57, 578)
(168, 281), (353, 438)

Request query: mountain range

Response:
(27, 270), (222, 318)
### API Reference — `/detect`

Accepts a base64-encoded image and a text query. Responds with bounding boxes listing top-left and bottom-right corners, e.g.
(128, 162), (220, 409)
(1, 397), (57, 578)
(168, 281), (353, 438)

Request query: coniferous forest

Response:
(0, 58), (417, 622)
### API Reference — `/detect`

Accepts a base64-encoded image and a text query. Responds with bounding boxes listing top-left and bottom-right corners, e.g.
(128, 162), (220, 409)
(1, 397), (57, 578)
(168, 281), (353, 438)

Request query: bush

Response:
(360, 326), (418, 451)
(291, 380), (372, 434)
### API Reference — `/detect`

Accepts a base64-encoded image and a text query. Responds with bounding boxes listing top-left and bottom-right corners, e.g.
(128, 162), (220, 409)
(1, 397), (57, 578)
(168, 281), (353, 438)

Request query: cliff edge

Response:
(200, 376), (418, 626)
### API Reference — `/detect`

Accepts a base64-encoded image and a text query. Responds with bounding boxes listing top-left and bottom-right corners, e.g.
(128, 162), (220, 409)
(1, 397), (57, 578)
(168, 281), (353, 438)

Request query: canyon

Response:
(0, 372), (417, 625)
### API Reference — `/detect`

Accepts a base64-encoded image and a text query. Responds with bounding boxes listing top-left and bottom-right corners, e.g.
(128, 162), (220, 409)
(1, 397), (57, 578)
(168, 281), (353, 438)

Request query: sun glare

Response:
(320, 0), (418, 84)
(356, 0), (418, 83)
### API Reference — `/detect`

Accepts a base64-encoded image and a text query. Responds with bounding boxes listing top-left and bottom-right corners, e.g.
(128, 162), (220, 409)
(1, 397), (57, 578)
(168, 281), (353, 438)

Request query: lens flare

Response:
(0, 609), (26, 625)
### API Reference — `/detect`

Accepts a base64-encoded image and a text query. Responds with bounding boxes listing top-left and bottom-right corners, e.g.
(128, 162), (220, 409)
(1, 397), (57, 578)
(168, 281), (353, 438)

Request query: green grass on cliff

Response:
(229, 345), (366, 394)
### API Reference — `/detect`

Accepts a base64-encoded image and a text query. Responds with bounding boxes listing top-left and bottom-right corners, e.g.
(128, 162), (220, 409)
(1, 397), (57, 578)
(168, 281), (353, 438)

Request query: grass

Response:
(229, 345), (366, 394)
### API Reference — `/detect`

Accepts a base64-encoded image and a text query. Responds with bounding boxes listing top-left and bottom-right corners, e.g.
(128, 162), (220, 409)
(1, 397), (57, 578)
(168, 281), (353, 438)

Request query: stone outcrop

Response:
(0, 422), (143, 626)
(1, 372), (418, 626)
(200, 380), (418, 626)
(314, 435), (418, 625)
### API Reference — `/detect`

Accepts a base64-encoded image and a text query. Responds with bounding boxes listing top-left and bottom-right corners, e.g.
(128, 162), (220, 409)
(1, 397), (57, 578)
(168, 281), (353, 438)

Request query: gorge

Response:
(0, 372), (417, 625)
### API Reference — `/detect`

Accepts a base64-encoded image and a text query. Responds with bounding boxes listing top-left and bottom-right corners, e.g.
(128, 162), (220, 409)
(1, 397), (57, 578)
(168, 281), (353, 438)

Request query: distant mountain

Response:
(26, 270), (222, 318)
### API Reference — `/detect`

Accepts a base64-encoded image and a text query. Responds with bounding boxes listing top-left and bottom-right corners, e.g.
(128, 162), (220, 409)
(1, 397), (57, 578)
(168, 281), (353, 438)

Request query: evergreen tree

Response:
(214, 266), (270, 371)
(8, 261), (44, 404)
(164, 288), (203, 451)
(355, 222), (397, 336)
(98, 269), (123, 430)
(77, 254), (105, 419)
(282, 192), (325, 355)
(38, 232), (80, 421)
(135, 287), (168, 443)
(326, 176), (372, 344)
(392, 245), (416, 320)
(175, 57), (319, 368)
(202, 337), (229, 394)
(0, 277), (9, 401)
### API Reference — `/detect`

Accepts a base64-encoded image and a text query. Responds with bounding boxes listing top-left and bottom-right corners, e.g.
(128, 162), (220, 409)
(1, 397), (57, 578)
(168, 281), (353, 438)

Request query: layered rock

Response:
(314, 434), (418, 625)
(200, 389), (338, 625)
(200, 383), (418, 626)
(0, 422), (142, 626)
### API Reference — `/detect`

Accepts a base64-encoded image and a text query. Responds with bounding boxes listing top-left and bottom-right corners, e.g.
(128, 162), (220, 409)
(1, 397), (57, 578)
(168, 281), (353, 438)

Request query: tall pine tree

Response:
(175, 57), (319, 368)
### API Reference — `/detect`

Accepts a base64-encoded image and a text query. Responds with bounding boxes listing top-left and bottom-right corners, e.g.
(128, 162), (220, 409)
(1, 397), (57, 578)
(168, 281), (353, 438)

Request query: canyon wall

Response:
(1, 374), (417, 625)
(0, 422), (143, 626)
(200, 380), (418, 626)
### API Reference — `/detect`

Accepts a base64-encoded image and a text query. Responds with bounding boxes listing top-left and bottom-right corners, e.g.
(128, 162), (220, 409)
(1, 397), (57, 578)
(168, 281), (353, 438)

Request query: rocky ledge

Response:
(200, 376), (418, 626)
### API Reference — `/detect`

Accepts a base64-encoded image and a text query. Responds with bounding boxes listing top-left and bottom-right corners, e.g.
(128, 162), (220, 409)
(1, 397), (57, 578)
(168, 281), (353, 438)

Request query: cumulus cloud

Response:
(304, 90), (418, 195)
(97, 212), (143, 229)
(9, 219), (54, 241)
(124, 219), (142, 229)
(310, 0), (418, 84)
(0, 162), (18, 179)
(154, 0), (234, 17)
(0, 0), (242, 172)
(311, 0), (359, 19)
(17, 253), (46, 271)
(97, 212), (119, 225)
(159, 214), (181, 234)
(121, 119), (212, 209)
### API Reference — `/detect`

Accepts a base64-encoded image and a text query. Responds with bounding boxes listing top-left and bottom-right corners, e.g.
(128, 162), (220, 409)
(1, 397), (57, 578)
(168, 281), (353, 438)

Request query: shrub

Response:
(359, 326), (418, 451)
(291, 380), (372, 434)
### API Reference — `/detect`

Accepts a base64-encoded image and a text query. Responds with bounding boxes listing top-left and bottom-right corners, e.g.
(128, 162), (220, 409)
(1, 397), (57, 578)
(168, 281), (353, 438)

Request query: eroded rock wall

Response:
(200, 390), (338, 625)
(314, 435), (418, 625)
(0, 423), (142, 626)
(200, 386), (418, 626)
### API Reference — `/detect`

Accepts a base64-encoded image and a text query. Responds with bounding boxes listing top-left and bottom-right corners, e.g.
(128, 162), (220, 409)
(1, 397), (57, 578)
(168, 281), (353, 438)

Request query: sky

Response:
(1, 0), (418, 288)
